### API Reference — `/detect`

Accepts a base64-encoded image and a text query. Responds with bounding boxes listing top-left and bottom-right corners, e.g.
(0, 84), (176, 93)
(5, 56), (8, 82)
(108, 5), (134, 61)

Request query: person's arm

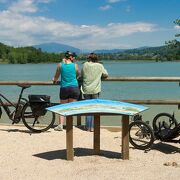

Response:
(101, 66), (108, 79)
(75, 63), (80, 78)
(52, 63), (61, 83)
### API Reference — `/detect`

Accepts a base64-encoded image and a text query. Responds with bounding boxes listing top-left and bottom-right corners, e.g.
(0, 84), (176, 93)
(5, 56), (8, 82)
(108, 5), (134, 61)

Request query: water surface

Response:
(1, 61), (180, 125)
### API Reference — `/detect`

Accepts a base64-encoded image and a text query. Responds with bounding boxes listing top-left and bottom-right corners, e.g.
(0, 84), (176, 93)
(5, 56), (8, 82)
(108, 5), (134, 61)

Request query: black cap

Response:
(72, 52), (77, 57)
(65, 51), (77, 58)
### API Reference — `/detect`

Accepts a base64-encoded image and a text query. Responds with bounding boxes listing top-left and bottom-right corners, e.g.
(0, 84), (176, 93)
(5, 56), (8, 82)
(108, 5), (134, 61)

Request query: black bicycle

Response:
(129, 114), (155, 150)
(129, 113), (180, 150)
(152, 112), (180, 143)
(0, 85), (55, 132)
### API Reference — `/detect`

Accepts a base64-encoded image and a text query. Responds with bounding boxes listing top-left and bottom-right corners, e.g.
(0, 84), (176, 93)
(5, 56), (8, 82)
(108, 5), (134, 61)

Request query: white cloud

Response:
(6, 0), (52, 14)
(174, 25), (180, 30)
(108, 0), (125, 4)
(8, 0), (38, 13)
(0, 8), (157, 49)
(100, 0), (126, 11)
(81, 25), (90, 28)
(99, 5), (111, 11)
(0, 0), (158, 49)
(37, 0), (52, 3)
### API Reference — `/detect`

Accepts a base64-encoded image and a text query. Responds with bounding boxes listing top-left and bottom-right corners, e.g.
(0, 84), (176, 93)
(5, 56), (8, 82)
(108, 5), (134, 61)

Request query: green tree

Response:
(174, 19), (180, 37)
(165, 19), (180, 60)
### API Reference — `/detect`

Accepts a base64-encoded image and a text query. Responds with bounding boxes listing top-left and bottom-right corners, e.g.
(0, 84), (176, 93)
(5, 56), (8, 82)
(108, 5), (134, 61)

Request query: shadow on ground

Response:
(33, 147), (121, 160)
(122, 141), (179, 154)
(151, 142), (180, 154)
(0, 128), (51, 135)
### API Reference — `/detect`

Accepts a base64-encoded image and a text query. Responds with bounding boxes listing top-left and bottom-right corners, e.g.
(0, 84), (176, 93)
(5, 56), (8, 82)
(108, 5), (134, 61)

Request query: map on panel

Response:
(47, 99), (148, 116)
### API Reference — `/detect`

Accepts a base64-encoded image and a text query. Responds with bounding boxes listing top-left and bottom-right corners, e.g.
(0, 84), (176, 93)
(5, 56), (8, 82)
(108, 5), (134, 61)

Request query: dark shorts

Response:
(60, 86), (80, 100)
(83, 93), (99, 100)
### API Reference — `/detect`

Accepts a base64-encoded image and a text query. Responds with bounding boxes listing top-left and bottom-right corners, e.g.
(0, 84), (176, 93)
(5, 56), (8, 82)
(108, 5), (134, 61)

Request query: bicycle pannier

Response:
(28, 95), (50, 116)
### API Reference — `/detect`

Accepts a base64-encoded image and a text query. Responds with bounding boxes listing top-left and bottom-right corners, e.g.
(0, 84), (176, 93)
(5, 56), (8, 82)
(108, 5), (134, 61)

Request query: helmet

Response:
(65, 51), (77, 58)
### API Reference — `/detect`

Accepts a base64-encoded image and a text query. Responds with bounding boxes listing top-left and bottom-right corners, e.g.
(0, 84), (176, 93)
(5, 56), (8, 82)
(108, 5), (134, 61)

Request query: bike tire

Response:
(129, 121), (154, 150)
(152, 113), (178, 132)
(21, 102), (55, 133)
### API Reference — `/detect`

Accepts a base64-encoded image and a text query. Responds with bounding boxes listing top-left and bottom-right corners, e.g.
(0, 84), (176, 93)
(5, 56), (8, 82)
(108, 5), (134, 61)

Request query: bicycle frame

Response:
(0, 85), (56, 132)
(0, 93), (16, 119)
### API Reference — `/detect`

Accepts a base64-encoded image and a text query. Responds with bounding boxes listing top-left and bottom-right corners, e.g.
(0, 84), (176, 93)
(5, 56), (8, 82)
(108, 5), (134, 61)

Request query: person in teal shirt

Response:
(53, 51), (80, 131)
(81, 53), (108, 131)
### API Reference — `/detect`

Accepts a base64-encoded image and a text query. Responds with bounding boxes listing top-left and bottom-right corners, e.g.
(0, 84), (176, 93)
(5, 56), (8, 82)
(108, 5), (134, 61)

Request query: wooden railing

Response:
(1, 77), (180, 105)
(1, 77), (180, 126)
(1, 76), (180, 85)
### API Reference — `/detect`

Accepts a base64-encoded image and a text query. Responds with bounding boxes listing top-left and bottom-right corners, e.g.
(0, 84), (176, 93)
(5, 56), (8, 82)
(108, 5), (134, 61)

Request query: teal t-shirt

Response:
(60, 63), (78, 87)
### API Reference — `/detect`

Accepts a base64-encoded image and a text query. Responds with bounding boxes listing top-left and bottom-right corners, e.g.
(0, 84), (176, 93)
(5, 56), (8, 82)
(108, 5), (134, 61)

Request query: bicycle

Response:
(129, 113), (180, 150)
(152, 113), (180, 143)
(0, 85), (55, 133)
(129, 114), (155, 150)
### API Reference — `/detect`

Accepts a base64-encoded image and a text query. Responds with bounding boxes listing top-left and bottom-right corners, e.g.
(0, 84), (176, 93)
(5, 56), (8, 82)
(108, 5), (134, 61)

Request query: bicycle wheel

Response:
(129, 121), (154, 150)
(21, 103), (55, 133)
(152, 113), (178, 132)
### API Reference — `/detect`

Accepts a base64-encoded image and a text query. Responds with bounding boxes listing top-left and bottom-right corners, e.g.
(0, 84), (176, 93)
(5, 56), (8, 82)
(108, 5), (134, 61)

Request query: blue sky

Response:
(0, 0), (179, 50)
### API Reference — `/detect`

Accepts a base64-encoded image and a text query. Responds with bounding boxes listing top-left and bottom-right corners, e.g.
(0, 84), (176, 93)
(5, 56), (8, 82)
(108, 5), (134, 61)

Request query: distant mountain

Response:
(93, 49), (126, 54)
(135, 46), (150, 50)
(32, 42), (163, 55)
(33, 42), (81, 53)
(93, 47), (151, 54)
(124, 46), (165, 54)
(32, 43), (152, 54)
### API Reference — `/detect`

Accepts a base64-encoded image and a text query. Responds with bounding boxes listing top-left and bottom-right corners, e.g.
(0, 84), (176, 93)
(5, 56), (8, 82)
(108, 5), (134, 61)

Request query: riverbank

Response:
(0, 124), (179, 180)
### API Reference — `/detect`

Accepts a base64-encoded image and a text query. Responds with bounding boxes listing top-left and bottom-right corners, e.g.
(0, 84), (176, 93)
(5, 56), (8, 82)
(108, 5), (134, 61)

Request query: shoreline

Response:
(1, 59), (180, 65)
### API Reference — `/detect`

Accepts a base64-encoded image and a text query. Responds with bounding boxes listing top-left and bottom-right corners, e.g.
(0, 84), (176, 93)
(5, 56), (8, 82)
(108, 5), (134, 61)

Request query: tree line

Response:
(0, 43), (63, 64)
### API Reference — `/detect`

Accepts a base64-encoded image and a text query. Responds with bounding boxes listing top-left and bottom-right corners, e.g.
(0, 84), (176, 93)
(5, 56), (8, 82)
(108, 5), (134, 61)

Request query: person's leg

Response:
(54, 99), (68, 131)
(89, 93), (99, 131)
(83, 94), (93, 131)
(86, 116), (93, 131)
(54, 87), (69, 131)
(54, 100), (68, 131)
(60, 99), (68, 124)
(68, 98), (77, 103)
(91, 93), (99, 99)
(67, 86), (80, 127)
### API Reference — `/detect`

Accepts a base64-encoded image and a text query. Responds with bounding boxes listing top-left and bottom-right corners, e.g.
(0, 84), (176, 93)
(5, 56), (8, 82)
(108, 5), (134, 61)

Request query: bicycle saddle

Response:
(17, 84), (31, 88)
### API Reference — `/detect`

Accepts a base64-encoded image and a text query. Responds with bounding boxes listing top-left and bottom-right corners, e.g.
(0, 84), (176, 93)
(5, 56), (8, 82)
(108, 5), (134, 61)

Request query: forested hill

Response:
(0, 42), (180, 64)
(0, 42), (62, 64)
(97, 45), (180, 61)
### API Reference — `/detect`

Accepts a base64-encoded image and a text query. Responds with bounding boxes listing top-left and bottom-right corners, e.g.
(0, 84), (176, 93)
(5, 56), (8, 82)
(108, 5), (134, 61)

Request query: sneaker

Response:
(54, 124), (63, 131)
